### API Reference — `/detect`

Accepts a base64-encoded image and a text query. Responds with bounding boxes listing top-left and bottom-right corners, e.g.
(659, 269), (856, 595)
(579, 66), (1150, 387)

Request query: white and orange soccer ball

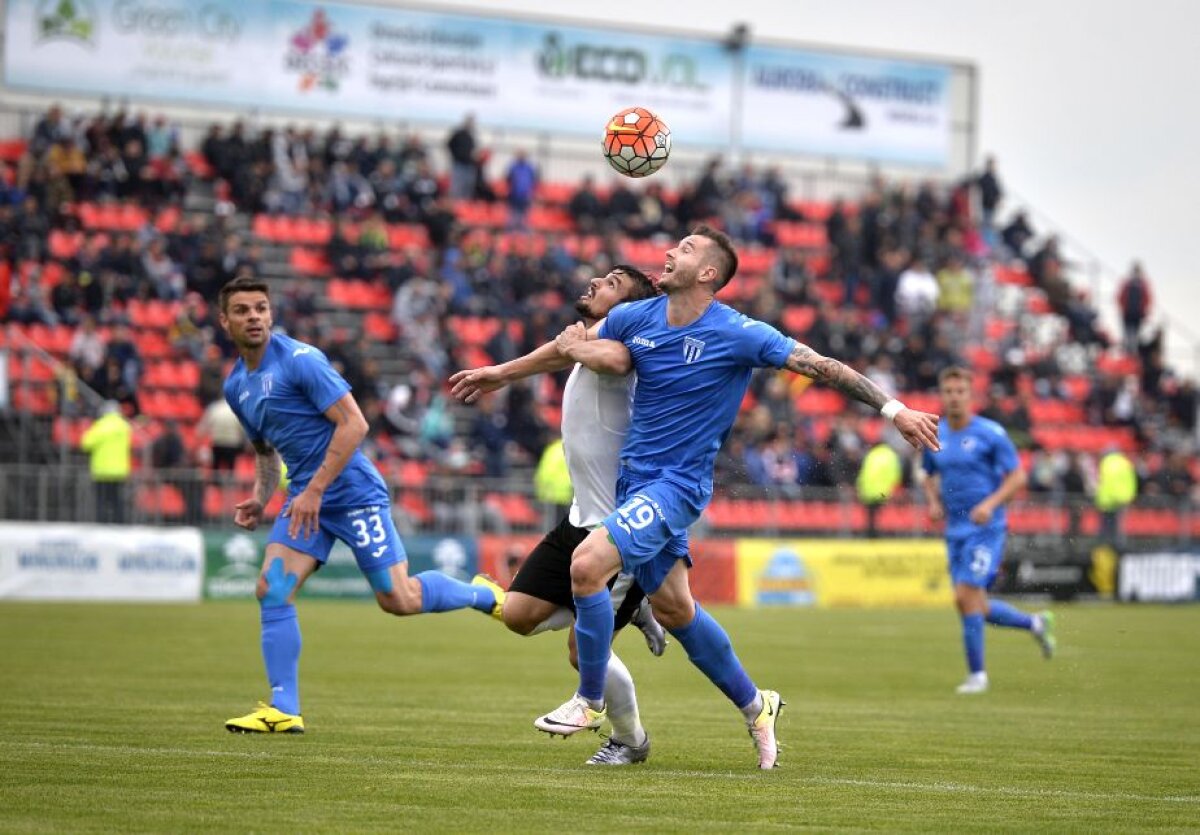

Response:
(602, 107), (671, 178)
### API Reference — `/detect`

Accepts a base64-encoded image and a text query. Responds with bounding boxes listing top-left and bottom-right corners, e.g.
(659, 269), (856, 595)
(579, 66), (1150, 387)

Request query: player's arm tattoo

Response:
(784, 342), (890, 411)
(309, 395), (369, 495)
(251, 439), (282, 507)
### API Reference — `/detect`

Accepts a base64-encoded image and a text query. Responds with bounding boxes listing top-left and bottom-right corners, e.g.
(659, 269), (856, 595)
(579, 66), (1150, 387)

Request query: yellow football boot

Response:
(471, 573), (506, 621)
(225, 702), (305, 734)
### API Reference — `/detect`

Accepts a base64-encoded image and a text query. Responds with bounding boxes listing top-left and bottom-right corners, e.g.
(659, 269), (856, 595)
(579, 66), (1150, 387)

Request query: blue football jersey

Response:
(224, 333), (387, 508)
(922, 416), (1020, 535)
(598, 296), (795, 488)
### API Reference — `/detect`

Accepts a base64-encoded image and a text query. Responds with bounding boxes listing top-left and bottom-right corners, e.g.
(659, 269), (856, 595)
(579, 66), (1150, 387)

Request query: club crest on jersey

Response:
(260, 373), (274, 396)
(682, 337), (706, 364)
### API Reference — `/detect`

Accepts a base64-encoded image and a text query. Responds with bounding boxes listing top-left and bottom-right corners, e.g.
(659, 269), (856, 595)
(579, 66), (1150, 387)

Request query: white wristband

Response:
(881, 399), (907, 423)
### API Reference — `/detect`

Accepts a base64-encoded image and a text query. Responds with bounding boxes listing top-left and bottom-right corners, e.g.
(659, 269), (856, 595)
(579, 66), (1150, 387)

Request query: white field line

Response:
(3, 740), (1197, 806)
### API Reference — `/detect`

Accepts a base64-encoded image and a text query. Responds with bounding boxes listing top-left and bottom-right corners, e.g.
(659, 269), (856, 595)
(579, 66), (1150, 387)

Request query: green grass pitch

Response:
(0, 602), (1197, 832)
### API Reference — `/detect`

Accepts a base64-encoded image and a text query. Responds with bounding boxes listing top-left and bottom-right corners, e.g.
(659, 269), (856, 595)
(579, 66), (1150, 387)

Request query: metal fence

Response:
(1, 461), (1194, 547)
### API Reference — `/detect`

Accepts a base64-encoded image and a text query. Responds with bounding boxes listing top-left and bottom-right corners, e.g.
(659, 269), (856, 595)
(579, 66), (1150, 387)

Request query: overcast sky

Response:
(420, 0), (1200, 372)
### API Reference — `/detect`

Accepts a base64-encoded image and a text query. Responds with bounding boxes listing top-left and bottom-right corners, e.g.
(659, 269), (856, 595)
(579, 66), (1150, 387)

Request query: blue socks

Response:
(961, 613), (985, 674)
(986, 600), (1035, 630)
(669, 604), (758, 709)
(261, 603), (301, 715)
(416, 571), (495, 613)
(574, 589), (614, 702)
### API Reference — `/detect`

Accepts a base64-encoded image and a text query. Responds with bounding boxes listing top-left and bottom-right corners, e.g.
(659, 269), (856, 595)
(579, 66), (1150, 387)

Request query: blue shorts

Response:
(267, 500), (406, 574)
(946, 526), (1006, 588)
(601, 469), (699, 595)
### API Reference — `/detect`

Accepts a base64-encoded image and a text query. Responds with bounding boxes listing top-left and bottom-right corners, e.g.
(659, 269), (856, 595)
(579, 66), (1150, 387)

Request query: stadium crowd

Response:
(0, 106), (1195, 506)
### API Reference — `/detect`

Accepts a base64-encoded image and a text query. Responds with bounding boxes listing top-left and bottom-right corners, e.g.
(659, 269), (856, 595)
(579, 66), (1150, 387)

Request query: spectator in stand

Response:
(936, 254), (974, 317)
(197, 343), (226, 406)
(68, 315), (107, 378)
(505, 150), (538, 231)
(169, 292), (211, 361)
(1001, 210), (1034, 257)
(197, 397), (245, 473)
(470, 393), (511, 478)
(44, 136), (87, 205)
(30, 104), (66, 158)
(446, 114), (478, 200)
(895, 256), (939, 324)
(976, 155), (1003, 230)
(104, 323), (143, 392)
(1117, 261), (1153, 355)
(1153, 451), (1195, 501)
(151, 419), (203, 522)
(568, 174), (605, 234)
(140, 237), (184, 300)
(81, 400), (132, 525)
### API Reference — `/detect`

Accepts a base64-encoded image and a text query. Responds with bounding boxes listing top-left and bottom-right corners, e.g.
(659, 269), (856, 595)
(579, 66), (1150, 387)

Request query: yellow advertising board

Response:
(735, 539), (952, 608)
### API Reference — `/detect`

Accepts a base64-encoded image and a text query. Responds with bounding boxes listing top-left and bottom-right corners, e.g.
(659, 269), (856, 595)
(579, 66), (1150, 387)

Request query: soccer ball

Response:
(602, 107), (671, 178)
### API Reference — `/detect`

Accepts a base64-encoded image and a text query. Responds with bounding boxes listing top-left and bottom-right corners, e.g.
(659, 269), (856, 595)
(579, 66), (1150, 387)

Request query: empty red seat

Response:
(290, 248), (331, 276)
(994, 264), (1033, 286)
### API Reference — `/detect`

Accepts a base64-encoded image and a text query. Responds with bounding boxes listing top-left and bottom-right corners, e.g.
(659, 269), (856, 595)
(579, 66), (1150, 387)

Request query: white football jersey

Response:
(560, 362), (633, 529)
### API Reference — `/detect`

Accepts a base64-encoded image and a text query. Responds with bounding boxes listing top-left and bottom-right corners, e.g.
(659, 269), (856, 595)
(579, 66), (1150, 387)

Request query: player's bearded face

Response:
(222, 292), (273, 349)
(575, 272), (627, 318)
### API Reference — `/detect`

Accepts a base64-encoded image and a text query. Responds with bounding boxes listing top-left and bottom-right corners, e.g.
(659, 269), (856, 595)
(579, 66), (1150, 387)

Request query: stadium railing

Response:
(0, 461), (1194, 547)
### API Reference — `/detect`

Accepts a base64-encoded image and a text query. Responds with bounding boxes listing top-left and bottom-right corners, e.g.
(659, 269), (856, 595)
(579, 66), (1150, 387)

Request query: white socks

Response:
(604, 652), (646, 747)
(739, 690), (764, 724)
(528, 607), (575, 635)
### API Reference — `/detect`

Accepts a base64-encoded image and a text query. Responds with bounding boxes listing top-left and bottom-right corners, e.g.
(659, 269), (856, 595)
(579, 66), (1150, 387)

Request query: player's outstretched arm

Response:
(284, 393), (369, 539)
(555, 322), (632, 376)
(449, 339), (573, 405)
(235, 440), (282, 530)
(784, 341), (941, 451)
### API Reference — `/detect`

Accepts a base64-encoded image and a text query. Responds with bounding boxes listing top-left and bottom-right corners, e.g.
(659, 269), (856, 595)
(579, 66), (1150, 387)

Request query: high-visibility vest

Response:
(80, 412), (132, 481)
(1096, 452), (1137, 511)
(857, 444), (902, 505)
(534, 439), (573, 505)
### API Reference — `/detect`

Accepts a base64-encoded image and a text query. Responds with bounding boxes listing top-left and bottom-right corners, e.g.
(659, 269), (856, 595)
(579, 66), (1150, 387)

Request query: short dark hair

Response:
(938, 365), (974, 385)
(612, 264), (657, 302)
(691, 224), (738, 290)
(218, 276), (270, 314)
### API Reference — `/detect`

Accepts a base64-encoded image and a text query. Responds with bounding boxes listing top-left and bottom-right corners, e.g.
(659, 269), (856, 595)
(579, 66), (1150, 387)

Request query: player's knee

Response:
(569, 549), (606, 593)
(650, 596), (693, 630)
(501, 602), (536, 635)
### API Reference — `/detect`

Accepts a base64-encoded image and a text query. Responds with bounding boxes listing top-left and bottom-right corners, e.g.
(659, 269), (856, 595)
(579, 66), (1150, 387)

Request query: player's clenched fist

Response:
(555, 322), (588, 354)
(234, 497), (264, 531)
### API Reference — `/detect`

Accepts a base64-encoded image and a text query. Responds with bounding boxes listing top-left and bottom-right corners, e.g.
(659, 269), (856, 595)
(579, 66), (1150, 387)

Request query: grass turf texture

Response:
(0, 602), (1197, 832)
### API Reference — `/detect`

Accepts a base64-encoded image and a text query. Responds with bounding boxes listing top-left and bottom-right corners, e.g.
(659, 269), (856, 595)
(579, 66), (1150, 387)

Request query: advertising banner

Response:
(735, 539), (951, 608)
(1118, 552), (1200, 602)
(4, 0), (733, 144)
(741, 45), (951, 166)
(0, 522), (203, 600)
(204, 529), (477, 599)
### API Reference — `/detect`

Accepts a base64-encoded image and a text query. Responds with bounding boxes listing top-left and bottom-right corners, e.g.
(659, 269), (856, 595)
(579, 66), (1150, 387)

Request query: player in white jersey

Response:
(468, 266), (663, 765)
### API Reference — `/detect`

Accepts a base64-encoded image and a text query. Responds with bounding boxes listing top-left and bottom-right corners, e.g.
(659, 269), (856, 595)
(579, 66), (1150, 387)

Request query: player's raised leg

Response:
(325, 504), (499, 617)
(650, 560), (783, 769)
(226, 544), (318, 734)
(986, 598), (1056, 659)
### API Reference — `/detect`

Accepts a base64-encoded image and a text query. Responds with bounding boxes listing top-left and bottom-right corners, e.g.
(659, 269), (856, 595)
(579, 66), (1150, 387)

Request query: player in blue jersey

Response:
(217, 277), (501, 734)
(921, 366), (1057, 694)
(452, 226), (941, 767)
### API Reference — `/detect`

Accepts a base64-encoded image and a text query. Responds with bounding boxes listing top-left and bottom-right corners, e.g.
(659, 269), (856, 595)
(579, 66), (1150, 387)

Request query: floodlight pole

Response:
(725, 23), (750, 166)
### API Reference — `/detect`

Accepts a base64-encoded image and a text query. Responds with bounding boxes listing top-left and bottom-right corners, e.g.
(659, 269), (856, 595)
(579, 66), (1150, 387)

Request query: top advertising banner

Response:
(741, 45), (951, 166)
(3, 0), (734, 145)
